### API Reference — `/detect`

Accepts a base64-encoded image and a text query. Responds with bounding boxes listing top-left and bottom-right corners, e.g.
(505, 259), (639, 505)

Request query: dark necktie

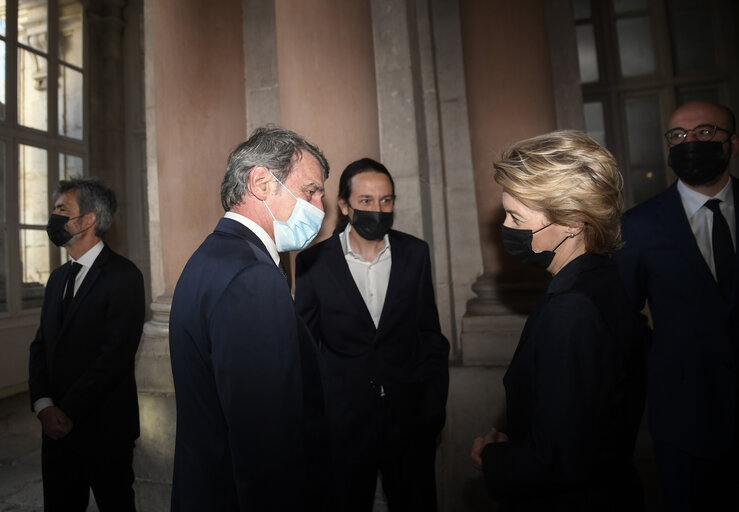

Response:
(705, 199), (735, 299)
(62, 262), (82, 317)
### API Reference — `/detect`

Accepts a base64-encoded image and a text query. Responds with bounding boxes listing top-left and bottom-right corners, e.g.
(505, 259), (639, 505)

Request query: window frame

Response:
(575, 0), (737, 208)
(0, 0), (88, 321)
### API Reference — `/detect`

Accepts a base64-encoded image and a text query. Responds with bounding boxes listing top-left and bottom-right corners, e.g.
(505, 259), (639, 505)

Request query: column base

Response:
(134, 294), (174, 512)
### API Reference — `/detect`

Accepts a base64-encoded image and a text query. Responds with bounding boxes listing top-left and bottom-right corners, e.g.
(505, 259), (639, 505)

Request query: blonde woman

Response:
(471, 130), (647, 511)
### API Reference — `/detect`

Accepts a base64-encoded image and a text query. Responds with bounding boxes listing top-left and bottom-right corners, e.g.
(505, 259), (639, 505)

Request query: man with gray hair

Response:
(169, 126), (331, 511)
(29, 178), (145, 511)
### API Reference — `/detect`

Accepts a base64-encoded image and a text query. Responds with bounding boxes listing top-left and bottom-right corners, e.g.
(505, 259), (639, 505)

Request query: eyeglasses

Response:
(664, 124), (733, 146)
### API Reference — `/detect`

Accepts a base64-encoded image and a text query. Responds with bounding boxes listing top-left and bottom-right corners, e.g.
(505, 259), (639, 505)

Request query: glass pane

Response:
(624, 96), (665, 204)
(613, 0), (647, 13)
(572, 0), (591, 19)
(18, 48), (48, 131)
(0, 40), (6, 120)
(0, 230), (6, 313)
(0, 140), (5, 223)
(671, 8), (715, 72)
(18, 0), (48, 53)
(678, 87), (719, 105)
(0, 0), (6, 36)
(59, 64), (82, 139)
(584, 101), (607, 147)
(59, 0), (83, 67)
(59, 153), (83, 180)
(20, 228), (49, 309)
(576, 24), (599, 83)
(617, 16), (655, 77)
(19, 144), (48, 224)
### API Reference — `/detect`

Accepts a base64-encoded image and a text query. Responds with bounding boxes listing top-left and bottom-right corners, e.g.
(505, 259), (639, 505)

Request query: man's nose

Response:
(685, 130), (699, 142)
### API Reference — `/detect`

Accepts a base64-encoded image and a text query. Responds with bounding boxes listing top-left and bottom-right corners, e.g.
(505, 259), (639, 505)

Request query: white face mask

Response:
(263, 172), (324, 252)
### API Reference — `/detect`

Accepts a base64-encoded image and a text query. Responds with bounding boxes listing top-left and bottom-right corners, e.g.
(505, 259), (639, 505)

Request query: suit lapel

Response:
(659, 183), (718, 286)
(59, 245), (110, 336)
(325, 233), (376, 329)
(46, 263), (68, 357)
(376, 231), (405, 333)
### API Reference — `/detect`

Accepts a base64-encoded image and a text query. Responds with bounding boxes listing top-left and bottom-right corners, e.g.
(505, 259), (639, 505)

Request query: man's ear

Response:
(730, 133), (739, 160)
(337, 198), (350, 217)
(249, 166), (273, 201)
(82, 211), (97, 231)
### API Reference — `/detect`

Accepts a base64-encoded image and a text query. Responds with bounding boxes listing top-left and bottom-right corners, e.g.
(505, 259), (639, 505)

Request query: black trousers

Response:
(331, 406), (439, 512)
(41, 431), (136, 512)
(654, 440), (739, 512)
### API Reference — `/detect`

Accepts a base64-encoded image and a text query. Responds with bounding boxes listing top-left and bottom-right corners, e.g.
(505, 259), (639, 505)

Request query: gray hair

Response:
(220, 126), (330, 211)
(54, 178), (117, 237)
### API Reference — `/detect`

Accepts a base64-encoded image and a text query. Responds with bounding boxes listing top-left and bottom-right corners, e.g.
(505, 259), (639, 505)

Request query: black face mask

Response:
(46, 213), (85, 247)
(351, 209), (394, 240)
(501, 224), (570, 269)
(668, 141), (729, 186)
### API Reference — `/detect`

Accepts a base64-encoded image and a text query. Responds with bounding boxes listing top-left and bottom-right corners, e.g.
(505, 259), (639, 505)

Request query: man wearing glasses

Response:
(615, 101), (739, 511)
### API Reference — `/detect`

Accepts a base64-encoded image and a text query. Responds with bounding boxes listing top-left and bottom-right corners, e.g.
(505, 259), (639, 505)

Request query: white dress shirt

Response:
(340, 224), (392, 328)
(677, 179), (736, 280)
(33, 240), (105, 415)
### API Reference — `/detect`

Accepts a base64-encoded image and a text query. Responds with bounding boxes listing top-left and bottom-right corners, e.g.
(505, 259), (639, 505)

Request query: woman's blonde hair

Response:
(494, 130), (624, 254)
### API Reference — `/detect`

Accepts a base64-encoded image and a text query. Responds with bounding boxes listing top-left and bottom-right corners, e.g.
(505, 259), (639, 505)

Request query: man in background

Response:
(614, 101), (739, 510)
(29, 178), (145, 511)
(295, 158), (449, 511)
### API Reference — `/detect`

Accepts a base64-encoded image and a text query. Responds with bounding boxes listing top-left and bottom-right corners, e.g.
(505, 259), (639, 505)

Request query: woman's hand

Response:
(471, 427), (509, 470)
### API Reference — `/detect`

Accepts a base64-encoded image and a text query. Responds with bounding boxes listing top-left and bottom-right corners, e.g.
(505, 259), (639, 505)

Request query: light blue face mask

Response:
(263, 172), (325, 252)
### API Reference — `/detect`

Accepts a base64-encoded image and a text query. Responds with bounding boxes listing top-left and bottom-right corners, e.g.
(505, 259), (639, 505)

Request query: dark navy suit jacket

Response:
(294, 229), (449, 458)
(28, 244), (145, 445)
(169, 218), (329, 511)
(482, 253), (647, 510)
(614, 177), (739, 459)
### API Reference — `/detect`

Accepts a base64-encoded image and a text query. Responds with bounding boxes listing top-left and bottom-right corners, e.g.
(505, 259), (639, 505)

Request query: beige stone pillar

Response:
(135, 0), (248, 509)
(458, 0), (558, 364)
(444, 1), (561, 509)
(369, 0), (483, 352)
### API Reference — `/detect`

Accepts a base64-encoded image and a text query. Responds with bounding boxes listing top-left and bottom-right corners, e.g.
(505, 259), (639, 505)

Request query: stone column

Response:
(133, 296), (174, 510)
(134, 0), (252, 508)
(428, 0), (483, 356)
(369, 0), (483, 352)
(243, 0), (280, 133)
(133, 1), (172, 509)
(545, 0), (585, 130)
(86, 0), (128, 252)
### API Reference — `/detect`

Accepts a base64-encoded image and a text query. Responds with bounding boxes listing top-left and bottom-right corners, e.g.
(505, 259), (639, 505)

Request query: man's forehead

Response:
(669, 103), (728, 128)
(55, 190), (78, 205)
(294, 154), (325, 185)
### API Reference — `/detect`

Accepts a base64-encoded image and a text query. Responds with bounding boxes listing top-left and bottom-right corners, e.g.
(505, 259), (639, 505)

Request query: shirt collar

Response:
(73, 239), (104, 268)
(340, 223), (390, 262)
(224, 211), (280, 266)
(677, 178), (734, 218)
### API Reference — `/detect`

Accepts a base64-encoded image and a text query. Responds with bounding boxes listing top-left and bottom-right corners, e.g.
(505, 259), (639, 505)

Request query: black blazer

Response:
(481, 253), (646, 511)
(294, 229), (449, 456)
(613, 178), (739, 459)
(28, 243), (145, 444)
(169, 218), (330, 512)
